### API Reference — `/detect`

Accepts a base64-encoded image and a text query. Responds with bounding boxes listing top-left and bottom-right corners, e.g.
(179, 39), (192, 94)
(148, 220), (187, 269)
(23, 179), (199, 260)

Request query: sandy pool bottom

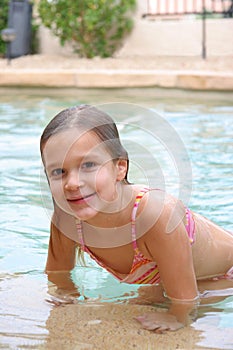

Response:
(2, 275), (232, 349)
(40, 303), (213, 350)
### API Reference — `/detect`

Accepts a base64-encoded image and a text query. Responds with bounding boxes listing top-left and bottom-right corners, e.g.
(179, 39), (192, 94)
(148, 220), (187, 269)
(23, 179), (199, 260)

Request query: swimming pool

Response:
(0, 87), (233, 349)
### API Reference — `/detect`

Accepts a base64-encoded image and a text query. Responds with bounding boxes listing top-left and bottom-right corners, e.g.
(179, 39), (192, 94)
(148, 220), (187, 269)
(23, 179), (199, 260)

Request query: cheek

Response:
(95, 167), (117, 196)
(49, 181), (64, 198)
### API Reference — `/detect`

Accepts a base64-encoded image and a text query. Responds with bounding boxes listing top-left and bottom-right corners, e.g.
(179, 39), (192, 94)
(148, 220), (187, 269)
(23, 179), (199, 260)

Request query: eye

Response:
(81, 161), (97, 170)
(51, 168), (64, 177)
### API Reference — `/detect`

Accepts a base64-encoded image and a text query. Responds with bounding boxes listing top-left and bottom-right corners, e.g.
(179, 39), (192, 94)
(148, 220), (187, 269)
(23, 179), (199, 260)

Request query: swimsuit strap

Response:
(76, 219), (85, 251)
(131, 187), (150, 251)
(185, 208), (195, 244)
(77, 187), (151, 252)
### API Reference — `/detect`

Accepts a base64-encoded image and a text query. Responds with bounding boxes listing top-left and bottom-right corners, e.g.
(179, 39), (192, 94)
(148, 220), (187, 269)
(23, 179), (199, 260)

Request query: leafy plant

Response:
(38, 0), (136, 58)
(31, 18), (39, 54)
(0, 0), (9, 56)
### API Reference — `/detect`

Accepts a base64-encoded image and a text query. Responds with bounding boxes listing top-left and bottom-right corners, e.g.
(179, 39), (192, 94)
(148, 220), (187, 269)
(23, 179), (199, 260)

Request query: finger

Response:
(154, 327), (169, 334)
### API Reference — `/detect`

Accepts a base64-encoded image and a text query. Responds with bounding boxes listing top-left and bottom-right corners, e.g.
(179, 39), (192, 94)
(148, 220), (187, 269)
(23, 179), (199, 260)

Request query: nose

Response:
(64, 169), (84, 191)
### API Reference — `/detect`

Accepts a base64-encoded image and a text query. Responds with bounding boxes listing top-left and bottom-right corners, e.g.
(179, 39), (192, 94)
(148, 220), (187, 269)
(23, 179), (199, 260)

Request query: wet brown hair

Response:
(40, 104), (129, 182)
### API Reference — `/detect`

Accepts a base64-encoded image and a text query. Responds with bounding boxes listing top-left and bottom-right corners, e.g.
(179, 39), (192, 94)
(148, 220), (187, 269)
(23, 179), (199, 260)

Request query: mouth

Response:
(67, 192), (96, 204)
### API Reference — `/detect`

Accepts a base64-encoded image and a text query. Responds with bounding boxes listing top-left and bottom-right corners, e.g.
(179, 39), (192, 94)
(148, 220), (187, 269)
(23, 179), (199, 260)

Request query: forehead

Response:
(43, 129), (110, 167)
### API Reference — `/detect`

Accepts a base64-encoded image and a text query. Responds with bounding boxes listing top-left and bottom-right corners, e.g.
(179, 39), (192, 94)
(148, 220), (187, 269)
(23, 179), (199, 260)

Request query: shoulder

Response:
(135, 188), (187, 242)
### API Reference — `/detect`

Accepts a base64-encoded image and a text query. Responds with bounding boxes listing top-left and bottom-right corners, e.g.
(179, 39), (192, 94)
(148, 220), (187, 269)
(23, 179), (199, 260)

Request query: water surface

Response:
(0, 87), (233, 349)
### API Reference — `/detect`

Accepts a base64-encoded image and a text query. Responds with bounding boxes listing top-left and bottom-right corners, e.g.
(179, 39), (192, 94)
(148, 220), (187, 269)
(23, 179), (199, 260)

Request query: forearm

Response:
(47, 270), (80, 297)
(46, 221), (77, 272)
(167, 299), (199, 325)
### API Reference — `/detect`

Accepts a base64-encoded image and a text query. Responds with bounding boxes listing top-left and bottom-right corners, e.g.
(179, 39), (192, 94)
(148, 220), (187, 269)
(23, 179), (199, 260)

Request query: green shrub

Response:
(0, 0), (9, 56)
(31, 18), (39, 54)
(38, 0), (136, 58)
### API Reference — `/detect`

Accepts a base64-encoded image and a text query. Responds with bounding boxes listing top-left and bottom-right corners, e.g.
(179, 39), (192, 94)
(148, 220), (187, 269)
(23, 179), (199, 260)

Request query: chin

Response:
(73, 208), (99, 222)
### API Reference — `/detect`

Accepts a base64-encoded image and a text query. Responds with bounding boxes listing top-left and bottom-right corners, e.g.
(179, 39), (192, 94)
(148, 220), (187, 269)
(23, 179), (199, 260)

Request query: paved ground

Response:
(0, 54), (233, 90)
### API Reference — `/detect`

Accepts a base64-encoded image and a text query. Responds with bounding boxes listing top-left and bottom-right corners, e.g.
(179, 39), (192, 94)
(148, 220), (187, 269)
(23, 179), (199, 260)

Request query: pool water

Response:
(0, 87), (233, 349)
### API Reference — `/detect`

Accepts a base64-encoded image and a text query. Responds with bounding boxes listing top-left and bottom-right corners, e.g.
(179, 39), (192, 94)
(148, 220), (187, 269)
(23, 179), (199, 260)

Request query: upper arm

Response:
(145, 203), (198, 301)
(46, 220), (77, 272)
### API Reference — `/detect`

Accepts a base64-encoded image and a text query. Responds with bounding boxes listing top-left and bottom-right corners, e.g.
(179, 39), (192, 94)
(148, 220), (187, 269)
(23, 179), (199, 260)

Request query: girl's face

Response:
(42, 130), (127, 222)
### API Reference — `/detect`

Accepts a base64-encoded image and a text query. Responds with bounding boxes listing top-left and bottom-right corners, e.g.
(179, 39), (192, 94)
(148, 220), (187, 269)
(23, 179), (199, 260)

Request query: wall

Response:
(38, 26), (74, 56)
(117, 18), (233, 57)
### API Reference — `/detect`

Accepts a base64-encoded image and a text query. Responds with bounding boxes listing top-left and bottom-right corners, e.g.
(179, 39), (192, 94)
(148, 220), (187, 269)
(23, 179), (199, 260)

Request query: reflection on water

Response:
(0, 273), (49, 348)
(0, 88), (233, 349)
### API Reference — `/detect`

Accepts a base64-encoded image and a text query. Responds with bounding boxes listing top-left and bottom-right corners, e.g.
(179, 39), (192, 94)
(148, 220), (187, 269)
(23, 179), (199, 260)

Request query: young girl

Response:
(40, 104), (233, 333)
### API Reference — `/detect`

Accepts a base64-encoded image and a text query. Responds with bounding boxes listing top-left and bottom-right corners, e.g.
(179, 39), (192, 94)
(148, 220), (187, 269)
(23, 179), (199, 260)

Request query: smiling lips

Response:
(67, 192), (95, 204)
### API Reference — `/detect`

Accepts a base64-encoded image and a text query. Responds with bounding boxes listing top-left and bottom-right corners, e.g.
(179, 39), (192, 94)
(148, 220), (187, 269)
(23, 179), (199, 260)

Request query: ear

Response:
(116, 159), (128, 181)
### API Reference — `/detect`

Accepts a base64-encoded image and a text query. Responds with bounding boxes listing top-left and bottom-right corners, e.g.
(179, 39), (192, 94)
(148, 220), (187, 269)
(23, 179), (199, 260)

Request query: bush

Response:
(0, 0), (9, 56)
(38, 0), (136, 58)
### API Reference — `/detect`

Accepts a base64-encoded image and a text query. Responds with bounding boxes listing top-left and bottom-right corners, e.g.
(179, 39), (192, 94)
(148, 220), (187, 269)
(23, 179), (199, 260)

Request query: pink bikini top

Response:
(76, 188), (195, 285)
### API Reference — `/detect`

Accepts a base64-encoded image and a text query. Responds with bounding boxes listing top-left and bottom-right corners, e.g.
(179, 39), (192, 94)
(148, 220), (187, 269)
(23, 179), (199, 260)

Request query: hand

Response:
(45, 289), (88, 306)
(46, 294), (78, 306)
(135, 311), (184, 333)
